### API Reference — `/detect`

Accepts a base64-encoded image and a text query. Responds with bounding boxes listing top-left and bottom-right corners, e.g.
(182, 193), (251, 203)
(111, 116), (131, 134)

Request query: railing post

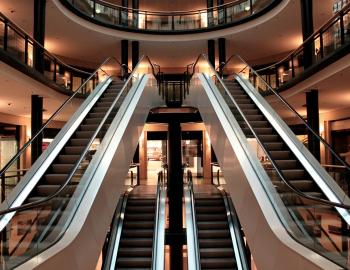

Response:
(92, 0), (96, 17)
(1, 174), (5, 203)
(24, 35), (29, 65)
(216, 169), (220, 186)
(339, 11), (345, 46)
(3, 19), (8, 51)
(291, 56), (295, 78)
(250, 0), (253, 15)
(130, 170), (134, 186)
(137, 165), (140, 185)
(53, 58), (57, 82)
(319, 31), (324, 59)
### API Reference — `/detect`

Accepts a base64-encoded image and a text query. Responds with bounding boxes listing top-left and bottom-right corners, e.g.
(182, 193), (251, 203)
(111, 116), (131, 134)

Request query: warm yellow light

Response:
(200, 11), (208, 28)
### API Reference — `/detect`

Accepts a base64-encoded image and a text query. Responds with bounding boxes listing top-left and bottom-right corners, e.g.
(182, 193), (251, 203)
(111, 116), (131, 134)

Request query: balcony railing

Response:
(0, 12), (101, 94)
(62, 0), (279, 33)
(253, 3), (350, 91)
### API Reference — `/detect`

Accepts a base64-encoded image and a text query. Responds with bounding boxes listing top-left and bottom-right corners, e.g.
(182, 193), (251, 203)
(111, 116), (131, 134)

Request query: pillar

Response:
(217, 0), (224, 24)
(132, 0), (139, 27)
(207, 0), (214, 26)
(31, 95), (43, 164)
(306, 90), (320, 161)
(121, 0), (128, 26)
(218, 38), (226, 73)
(167, 120), (183, 270)
(132, 41), (139, 69)
(121, 39), (129, 77)
(202, 130), (212, 183)
(300, 0), (314, 68)
(139, 130), (147, 181)
(33, 0), (46, 73)
(207, 39), (215, 67)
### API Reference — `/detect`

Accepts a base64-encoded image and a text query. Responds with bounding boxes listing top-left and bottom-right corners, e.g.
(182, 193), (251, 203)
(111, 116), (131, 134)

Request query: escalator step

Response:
(64, 146), (85, 155)
(118, 247), (152, 257)
(124, 213), (155, 221)
(197, 221), (228, 230)
(196, 214), (227, 221)
(199, 239), (232, 248)
(125, 206), (156, 213)
(195, 206), (226, 213)
(274, 160), (298, 169)
(273, 179), (314, 192)
(51, 164), (75, 174)
(58, 155), (80, 164)
(45, 173), (69, 184)
(116, 257), (152, 268)
(122, 229), (154, 238)
(269, 150), (291, 160)
(69, 138), (90, 146)
(119, 238), (153, 247)
(200, 248), (235, 258)
(281, 169), (305, 180)
(35, 184), (77, 196)
(200, 257), (236, 268)
(198, 230), (231, 238)
(123, 221), (154, 229)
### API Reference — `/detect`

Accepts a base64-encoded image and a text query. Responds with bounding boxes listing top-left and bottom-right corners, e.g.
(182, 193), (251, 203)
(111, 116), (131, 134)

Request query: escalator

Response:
(185, 172), (248, 270)
(103, 173), (166, 270)
(187, 54), (350, 269)
(0, 56), (163, 269)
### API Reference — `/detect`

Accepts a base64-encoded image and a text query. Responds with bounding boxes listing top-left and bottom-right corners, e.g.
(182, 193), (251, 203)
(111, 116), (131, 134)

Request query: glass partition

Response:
(63, 0), (277, 32)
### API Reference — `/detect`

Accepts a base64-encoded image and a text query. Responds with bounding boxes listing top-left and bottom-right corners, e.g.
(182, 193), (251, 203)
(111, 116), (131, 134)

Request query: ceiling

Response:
(0, 0), (334, 69)
(1, 0), (348, 124)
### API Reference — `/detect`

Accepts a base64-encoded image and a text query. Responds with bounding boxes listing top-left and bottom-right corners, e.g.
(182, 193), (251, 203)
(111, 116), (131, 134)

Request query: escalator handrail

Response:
(103, 186), (133, 270)
(0, 55), (152, 217)
(216, 3), (350, 74)
(0, 11), (93, 76)
(196, 53), (350, 171)
(186, 170), (201, 270)
(0, 56), (124, 180)
(197, 54), (350, 210)
(230, 54), (350, 171)
(151, 171), (166, 270)
(215, 186), (250, 270)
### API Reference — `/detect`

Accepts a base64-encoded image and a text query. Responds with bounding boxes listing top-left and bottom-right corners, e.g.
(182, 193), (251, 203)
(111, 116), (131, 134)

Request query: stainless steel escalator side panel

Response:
(219, 189), (249, 270)
(186, 73), (338, 270)
(18, 75), (163, 270)
(235, 74), (350, 223)
(104, 192), (130, 270)
(152, 184), (166, 270)
(0, 77), (112, 232)
(184, 184), (201, 270)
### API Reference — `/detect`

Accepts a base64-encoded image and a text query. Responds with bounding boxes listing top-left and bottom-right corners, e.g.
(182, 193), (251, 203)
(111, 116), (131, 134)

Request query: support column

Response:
(202, 130), (212, 183)
(121, 0), (128, 26)
(132, 0), (139, 27)
(306, 90), (320, 161)
(207, 0), (214, 26)
(33, 0), (46, 73)
(217, 0), (224, 24)
(139, 130), (147, 181)
(121, 39), (129, 77)
(31, 95), (43, 164)
(132, 41), (139, 69)
(207, 39), (215, 67)
(218, 38), (226, 73)
(167, 120), (183, 270)
(300, 0), (314, 68)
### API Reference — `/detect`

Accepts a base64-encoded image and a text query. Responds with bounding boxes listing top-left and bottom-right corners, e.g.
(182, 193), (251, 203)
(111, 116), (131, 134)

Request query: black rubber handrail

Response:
(255, 2), (350, 73)
(0, 12), (92, 76)
(0, 55), (154, 217)
(195, 53), (350, 210)
(0, 56), (123, 181)
(88, 0), (250, 16)
(230, 54), (350, 171)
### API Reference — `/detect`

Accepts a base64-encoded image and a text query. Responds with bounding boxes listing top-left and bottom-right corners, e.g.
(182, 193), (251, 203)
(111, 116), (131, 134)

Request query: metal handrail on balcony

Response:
(62, 0), (280, 33)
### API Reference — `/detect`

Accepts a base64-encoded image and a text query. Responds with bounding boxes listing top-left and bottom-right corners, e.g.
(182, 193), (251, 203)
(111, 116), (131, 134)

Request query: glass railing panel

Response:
(0, 56), (157, 269)
(192, 54), (350, 268)
(7, 27), (26, 63)
(0, 20), (4, 49)
(62, 0), (279, 32)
